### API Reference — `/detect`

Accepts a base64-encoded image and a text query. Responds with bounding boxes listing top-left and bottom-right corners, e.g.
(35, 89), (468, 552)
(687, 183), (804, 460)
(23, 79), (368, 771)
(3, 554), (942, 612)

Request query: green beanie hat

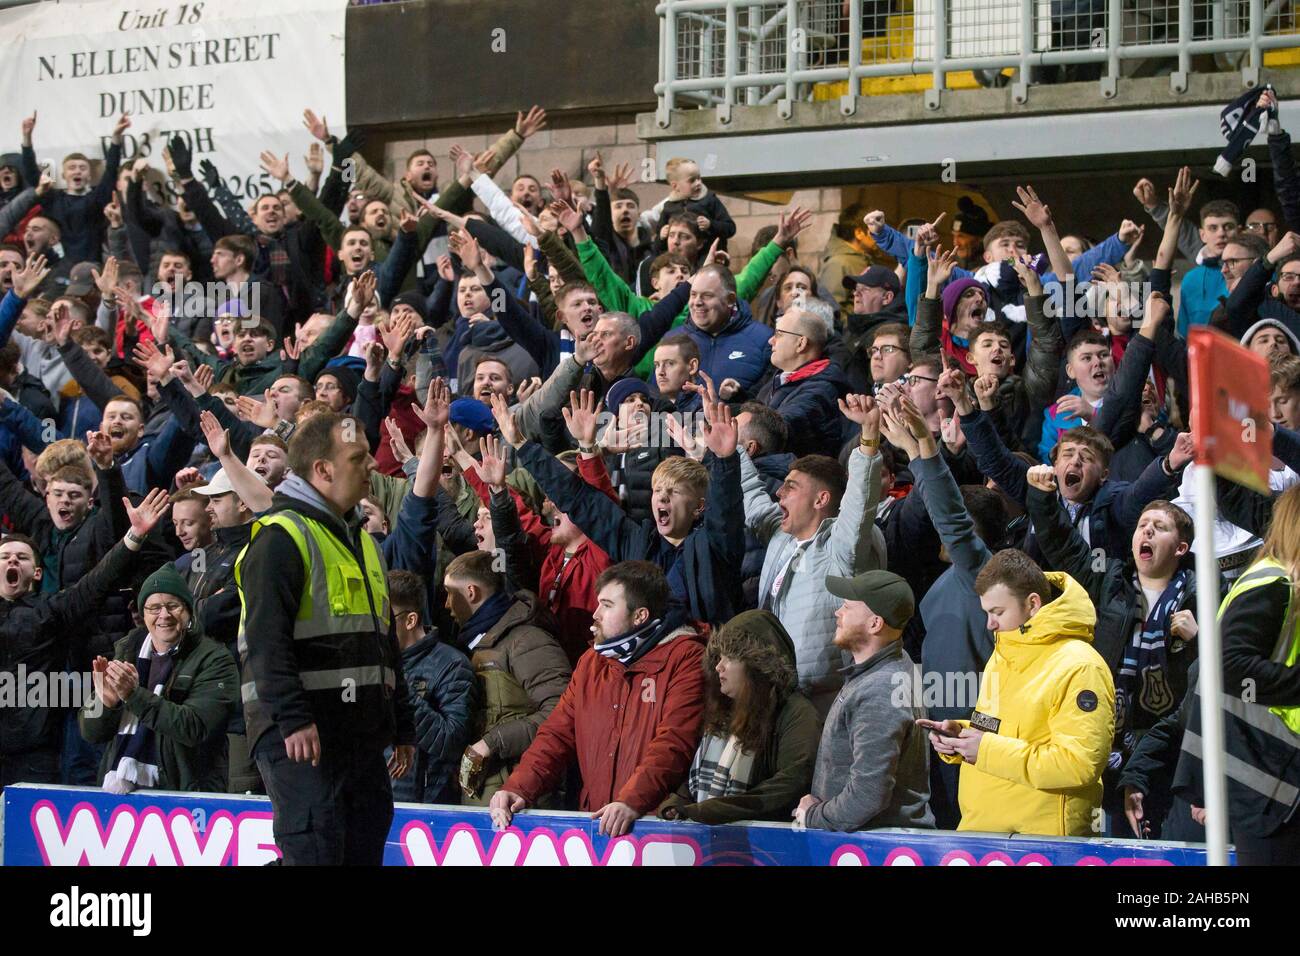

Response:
(137, 563), (195, 615)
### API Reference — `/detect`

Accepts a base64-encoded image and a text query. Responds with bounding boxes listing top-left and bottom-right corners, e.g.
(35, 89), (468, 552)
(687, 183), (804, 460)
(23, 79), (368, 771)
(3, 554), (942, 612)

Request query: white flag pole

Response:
(1193, 464), (1230, 866)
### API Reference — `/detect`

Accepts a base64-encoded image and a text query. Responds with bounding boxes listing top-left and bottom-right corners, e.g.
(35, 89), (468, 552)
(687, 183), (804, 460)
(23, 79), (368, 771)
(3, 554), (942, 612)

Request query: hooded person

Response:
(455, 320), (541, 393)
(0, 153), (30, 210)
(921, 551), (1115, 837)
(79, 563), (240, 794)
(656, 609), (821, 824)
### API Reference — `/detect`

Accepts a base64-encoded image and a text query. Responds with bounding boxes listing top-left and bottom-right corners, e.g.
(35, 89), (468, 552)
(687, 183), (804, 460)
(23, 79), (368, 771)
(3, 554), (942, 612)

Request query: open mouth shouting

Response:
(655, 503), (673, 532)
(1062, 467), (1083, 492)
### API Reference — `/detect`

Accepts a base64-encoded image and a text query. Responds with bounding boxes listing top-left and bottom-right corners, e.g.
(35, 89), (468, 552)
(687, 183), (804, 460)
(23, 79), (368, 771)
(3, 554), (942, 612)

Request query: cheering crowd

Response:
(1, 89), (1299, 866)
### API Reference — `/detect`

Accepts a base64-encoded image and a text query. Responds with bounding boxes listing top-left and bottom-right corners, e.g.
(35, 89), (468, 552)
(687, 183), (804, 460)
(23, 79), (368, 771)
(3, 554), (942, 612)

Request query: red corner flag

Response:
(1188, 326), (1273, 493)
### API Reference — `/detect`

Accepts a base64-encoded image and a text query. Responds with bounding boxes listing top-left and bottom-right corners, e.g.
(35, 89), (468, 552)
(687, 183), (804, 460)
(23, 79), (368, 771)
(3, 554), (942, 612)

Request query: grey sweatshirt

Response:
(805, 641), (935, 832)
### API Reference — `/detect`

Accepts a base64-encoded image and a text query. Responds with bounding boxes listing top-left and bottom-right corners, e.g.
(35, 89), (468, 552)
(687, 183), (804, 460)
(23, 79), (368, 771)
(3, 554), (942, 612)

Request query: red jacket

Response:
(375, 384), (424, 476)
(503, 623), (708, 814)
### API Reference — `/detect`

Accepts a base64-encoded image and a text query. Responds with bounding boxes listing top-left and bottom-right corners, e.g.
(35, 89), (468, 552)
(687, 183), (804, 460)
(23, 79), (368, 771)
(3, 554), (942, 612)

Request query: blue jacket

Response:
(0, 397), (49, 479)
(756, 360), (849, 458)
(961, 406), (1181, 562)
(516, 440), (745, 626)
(390, 633), (476, 804)
(1177, 262), (1227, 337)
(1038, 385), (1100, 463)
(681, 301), (773, 397)
(117, 416), (196, 495)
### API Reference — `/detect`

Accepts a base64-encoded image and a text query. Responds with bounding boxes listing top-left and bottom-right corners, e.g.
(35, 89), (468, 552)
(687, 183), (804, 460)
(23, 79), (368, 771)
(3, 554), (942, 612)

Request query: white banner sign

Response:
(0, 0), (347, 201)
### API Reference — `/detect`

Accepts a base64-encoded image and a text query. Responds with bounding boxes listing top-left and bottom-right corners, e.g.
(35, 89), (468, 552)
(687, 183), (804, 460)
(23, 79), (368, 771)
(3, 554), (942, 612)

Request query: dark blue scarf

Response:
(458, 591), (513, 650)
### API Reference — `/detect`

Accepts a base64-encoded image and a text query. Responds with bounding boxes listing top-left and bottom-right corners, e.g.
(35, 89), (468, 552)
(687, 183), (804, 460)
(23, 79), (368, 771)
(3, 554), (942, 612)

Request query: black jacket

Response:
(176, 521), (252, 647)
(0, 540), (139, 755)
(237, 488), (416, 752)
(0, 458), (144, 668)
(1027, 484), (1207, 734)
(757, 360), (849, 459)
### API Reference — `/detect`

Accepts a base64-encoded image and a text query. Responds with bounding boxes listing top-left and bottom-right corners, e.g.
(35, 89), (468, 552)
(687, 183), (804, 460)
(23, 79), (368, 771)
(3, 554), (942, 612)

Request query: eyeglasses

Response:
(1220, 257), (1253, 269)
(1245, 222), (1277, 233)
(905, 373), (939, 386)
(869, 345), (903, 357)
(773, 328), (803, 339)
(143, 601), (186, 616)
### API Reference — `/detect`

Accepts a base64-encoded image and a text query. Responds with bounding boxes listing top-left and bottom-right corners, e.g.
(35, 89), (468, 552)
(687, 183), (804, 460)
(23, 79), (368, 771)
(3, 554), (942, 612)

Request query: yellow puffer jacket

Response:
(943, 572), (1115, 837)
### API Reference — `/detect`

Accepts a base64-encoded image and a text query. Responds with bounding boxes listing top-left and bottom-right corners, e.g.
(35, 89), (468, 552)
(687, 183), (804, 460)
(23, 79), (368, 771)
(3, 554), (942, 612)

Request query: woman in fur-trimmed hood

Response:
(656, 610), (822, 825)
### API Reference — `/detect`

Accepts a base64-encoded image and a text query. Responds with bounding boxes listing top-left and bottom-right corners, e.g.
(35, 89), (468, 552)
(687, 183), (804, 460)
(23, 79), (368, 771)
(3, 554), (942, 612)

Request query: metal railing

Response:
(655, 0), (1300, 123)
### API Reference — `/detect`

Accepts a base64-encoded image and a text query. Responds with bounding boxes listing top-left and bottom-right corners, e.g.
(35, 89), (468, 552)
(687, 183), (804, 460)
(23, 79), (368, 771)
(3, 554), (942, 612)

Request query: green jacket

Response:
(571, 236), (786, 378)
(80, 626), (240, 793)
(169, 326), (284, 398)
(290, 180), (392, 261)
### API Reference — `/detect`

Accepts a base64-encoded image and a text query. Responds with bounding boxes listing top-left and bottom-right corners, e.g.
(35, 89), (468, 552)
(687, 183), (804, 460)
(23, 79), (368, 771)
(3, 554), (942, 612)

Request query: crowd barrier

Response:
(1, 784), (1221, 865)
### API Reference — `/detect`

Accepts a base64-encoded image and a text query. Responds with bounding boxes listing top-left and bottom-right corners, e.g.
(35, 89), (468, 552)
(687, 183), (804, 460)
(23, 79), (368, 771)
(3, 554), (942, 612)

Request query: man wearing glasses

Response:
(1215, 229), (1300, 347)
(759, 309), (850, 458)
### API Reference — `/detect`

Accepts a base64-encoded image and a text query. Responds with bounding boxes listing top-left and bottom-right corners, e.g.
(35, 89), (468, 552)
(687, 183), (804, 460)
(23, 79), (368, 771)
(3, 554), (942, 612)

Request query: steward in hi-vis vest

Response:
(237, 412), (415, 866)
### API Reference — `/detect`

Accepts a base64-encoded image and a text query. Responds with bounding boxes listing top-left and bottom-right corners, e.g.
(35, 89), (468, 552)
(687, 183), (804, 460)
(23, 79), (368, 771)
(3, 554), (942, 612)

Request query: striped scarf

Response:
(593, 617), (663, 666)
(103, 634), (179, 794)
(1113, 570), (1188, 766)
(688, 733), (757, 801)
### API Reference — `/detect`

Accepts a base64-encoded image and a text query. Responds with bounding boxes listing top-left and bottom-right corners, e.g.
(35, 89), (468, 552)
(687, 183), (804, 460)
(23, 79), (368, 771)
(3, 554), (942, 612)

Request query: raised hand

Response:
(384, 417), (414, 463)
(198, 158), (220, 188)
(607, 162), (635, 193)
(523, 242), (537, 280)
(477, 434), (509, 489)
(348, 270), (377, 315)
(36, 170), (55, 197)
(305, 142), (325, 176)
(549, 169), (573, 206)
(379, 313), (417, 360)
(1012, 184), (1054, 231)
(1132, 177), (1157, 209)
(85, 430), (114, 469)
(587, 150), (606, 188)
(302, 108), (330, 142)
(1168, 166), (1199, 220)
(399, 209), (419, 234)
(125, 487), (171, 539)
(194, 364), (215, 393)
(926, 247), (958, 291)
(236, 393), (279, 429)
(550, 199), (585, 237)
(561, 389), (604, 446)
(1168, 431), (1195, 470)
(472, 147), (498, 176)
(20, 111), (35, 145)
(913, 212), (946, 257)
(259, 150), (291, 183)
(775, 206), (813, 247)
(701, 396), (738, 458)
(112, 113), (132, 144)
(413, 377), (452, 431)
(517, 376), (542, 403)
(878, 405), (919, 461)
(1118, 219), (1142, 245)
(1027, 464), (1058, 493)
(1054, 394), (1095, 423)
(1011, 254), (1042, 295)
(13, 254), (50, 299)
(489, 391), (523, 447)
(436, 254), (456, 283)
(936, 366), (971, 414)
(132, 339), (175, 382)
(837, 393), (880, 431)
(939, 413), (965, 454)
(448, 229), (482, 273)
(515, 105), (548, 140)
(164, 134), (192, 179)
(973, 373), (999, 411)
(198, 410), (231, 459)
(104, 196), (123, 228)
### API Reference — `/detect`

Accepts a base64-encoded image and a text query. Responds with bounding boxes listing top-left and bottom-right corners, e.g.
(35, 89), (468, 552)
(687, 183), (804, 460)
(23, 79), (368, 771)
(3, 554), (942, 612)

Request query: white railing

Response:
(655, 0), (1300, 123)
